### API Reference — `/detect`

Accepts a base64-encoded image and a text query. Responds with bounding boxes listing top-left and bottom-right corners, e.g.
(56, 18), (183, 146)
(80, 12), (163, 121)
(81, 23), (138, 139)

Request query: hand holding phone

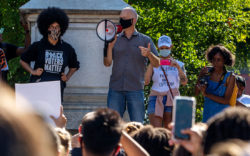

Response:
(160, 59), (171, 66)
(173, 96), (196, 140)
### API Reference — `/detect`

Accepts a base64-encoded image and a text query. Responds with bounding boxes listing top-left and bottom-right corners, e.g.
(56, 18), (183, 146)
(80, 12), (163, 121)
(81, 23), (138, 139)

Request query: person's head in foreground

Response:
(209, 139), (250, 156)
(80, 108), (123, 156)
(55, 128), (71, 156)
(0, 82), (59, 156)
(123, 121), (143, 135)
(203, 107), (250, 154)
(132, 125), (173, 156)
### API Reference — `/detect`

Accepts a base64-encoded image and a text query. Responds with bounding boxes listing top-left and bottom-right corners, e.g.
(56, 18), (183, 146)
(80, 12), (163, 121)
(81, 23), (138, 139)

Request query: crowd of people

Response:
(0, 5), (249, 156)
(1, 83), (250, 156)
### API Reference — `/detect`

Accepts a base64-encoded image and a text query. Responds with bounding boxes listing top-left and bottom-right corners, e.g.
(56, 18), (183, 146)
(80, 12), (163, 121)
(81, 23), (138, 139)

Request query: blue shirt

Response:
(109, 31), (158, 91)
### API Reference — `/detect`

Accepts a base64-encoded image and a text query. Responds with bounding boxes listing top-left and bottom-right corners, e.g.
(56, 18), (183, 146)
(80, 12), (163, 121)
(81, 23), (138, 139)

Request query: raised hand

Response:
(61, 73), (68, 82)
(50, 106), (67, 128)
(31, 68), (43, 76)
(139, 43), (151, 57)
(108, 34), (117, 48)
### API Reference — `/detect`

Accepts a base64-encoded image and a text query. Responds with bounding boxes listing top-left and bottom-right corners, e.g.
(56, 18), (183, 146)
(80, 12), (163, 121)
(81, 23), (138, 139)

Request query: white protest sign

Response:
(15, 81), (61, 126)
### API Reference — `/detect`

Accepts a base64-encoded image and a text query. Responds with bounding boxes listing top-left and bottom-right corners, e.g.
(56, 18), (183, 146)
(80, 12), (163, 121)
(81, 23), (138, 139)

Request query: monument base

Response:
(63, 87), (130, 130)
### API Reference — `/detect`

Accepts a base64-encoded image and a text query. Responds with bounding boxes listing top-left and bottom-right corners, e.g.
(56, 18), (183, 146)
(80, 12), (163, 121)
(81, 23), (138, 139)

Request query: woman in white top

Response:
(145, 35), (188, 129)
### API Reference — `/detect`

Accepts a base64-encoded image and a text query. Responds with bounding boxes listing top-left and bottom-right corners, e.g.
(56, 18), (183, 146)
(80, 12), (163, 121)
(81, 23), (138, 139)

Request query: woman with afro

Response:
(195, 44), (236, 122)
(20, 7), (79, 100)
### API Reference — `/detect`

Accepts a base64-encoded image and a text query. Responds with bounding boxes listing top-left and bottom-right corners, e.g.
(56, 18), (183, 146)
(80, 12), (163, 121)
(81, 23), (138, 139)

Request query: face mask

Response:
(48, 28), (61, 41)
(119, 18), (133, 29)
(159, 49), (171, 57)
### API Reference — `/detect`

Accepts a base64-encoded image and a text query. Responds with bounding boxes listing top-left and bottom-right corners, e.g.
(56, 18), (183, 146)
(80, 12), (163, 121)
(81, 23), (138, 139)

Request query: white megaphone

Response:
(96, 19), (123, 57)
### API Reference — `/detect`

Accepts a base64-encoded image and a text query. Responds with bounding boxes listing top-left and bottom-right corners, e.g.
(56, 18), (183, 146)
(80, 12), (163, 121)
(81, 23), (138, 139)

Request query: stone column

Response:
(20, 0), (130, 130)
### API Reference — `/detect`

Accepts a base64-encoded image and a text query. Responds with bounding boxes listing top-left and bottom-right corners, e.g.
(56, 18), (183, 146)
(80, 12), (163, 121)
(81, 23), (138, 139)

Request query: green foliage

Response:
(125, 0), (249, 121)
(1, 0), (249, 122)
(0, 0), (30, 87)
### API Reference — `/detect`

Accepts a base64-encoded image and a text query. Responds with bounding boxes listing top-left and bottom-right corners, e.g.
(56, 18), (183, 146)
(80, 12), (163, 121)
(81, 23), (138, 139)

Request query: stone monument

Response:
(20, 0), (130, 130)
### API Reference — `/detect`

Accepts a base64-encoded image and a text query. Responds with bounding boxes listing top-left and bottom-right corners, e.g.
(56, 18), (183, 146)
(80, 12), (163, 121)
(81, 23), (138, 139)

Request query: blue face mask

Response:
(159, 49), (171, 57)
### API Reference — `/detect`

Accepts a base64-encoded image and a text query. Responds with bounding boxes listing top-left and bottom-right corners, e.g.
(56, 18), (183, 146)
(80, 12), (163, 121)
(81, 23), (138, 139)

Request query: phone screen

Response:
(173, 96), (195, 140)
(160, 59), (171, 66)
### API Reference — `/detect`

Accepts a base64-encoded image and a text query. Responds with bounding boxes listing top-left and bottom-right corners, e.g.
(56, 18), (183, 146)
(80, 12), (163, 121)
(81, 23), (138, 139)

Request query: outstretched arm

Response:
(139, 43), (160, 68)
(16, 22), (31, 56)
(120, 131), (149, 156)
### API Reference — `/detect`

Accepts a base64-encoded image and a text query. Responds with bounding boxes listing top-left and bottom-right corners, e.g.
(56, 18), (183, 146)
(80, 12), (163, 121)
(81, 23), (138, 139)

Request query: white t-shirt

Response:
(237, 94), (250, 107)
(151, 60), (185, 92)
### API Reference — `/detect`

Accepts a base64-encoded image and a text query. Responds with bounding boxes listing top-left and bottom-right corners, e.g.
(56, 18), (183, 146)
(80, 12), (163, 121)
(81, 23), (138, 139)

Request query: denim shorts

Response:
(148, 96), (172, 114)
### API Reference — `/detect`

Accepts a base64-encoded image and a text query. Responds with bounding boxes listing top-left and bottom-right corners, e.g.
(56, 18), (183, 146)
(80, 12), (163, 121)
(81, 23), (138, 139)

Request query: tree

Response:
(0, 0), (30, 86)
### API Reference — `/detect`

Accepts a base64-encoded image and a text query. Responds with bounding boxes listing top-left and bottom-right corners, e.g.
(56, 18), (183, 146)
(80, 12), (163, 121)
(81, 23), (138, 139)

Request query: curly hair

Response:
(132, 125), (173, 156)
(37, 7), (69, 37)
(203, 107), (250, 154)
(206, 44), (235, 66)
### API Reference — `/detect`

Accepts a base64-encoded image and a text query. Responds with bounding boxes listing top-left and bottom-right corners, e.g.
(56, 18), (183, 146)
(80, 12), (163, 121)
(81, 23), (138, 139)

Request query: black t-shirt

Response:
(21, 38), (79, 83)
(0, 42), (18, 61)
(0, 42), (18, 81)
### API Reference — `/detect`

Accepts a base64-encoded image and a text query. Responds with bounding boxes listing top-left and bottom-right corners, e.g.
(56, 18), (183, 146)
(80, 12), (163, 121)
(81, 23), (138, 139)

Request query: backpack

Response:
(226, 72), (238, 107)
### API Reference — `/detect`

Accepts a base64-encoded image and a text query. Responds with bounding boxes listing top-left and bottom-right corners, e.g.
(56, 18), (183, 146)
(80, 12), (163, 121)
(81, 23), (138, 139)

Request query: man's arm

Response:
(147, 51), (160, 68)
(139, 43), (160, 68)
(104, 35), (117, 67)
(16, 22), (31, 56)
(120, 131), (149, 156)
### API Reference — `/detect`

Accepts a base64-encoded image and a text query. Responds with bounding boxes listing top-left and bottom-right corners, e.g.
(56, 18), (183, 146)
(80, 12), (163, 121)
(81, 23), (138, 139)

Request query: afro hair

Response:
(205, 44), (235, 67)
(37, 7), (69, 37)
(203, 107), (250, 154)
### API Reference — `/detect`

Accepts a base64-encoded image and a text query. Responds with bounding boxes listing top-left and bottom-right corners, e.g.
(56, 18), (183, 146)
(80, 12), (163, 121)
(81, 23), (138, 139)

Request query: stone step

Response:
(63, 102), (106, 110)
(63, 102), (106, 130)
(63, 93), (107, 103)
(62, 101), (130, 130)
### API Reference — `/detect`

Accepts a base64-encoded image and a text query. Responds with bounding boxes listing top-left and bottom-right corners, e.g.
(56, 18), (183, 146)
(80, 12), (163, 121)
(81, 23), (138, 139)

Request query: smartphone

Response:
(172, 96), (196, 140)
(160, 59), (171, 66)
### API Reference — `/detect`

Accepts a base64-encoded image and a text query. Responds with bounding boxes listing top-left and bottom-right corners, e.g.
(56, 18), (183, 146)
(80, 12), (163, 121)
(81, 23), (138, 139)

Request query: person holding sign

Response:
(144, 35), (188, 129)
(20, 7), (79, 101)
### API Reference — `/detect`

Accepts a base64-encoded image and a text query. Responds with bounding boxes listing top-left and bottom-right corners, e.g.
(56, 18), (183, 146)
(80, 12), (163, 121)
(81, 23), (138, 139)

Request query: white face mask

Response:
(48, 28), (61, 41)
(159, 49), (171, 57)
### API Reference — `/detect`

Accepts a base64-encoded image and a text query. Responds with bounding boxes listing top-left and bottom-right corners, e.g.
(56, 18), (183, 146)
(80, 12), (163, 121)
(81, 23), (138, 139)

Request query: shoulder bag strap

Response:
(160, 66), (174, 98)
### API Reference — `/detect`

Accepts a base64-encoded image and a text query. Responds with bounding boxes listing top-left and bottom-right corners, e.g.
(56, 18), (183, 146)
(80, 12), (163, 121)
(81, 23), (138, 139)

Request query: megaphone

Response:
(96, 19), (123, 57)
